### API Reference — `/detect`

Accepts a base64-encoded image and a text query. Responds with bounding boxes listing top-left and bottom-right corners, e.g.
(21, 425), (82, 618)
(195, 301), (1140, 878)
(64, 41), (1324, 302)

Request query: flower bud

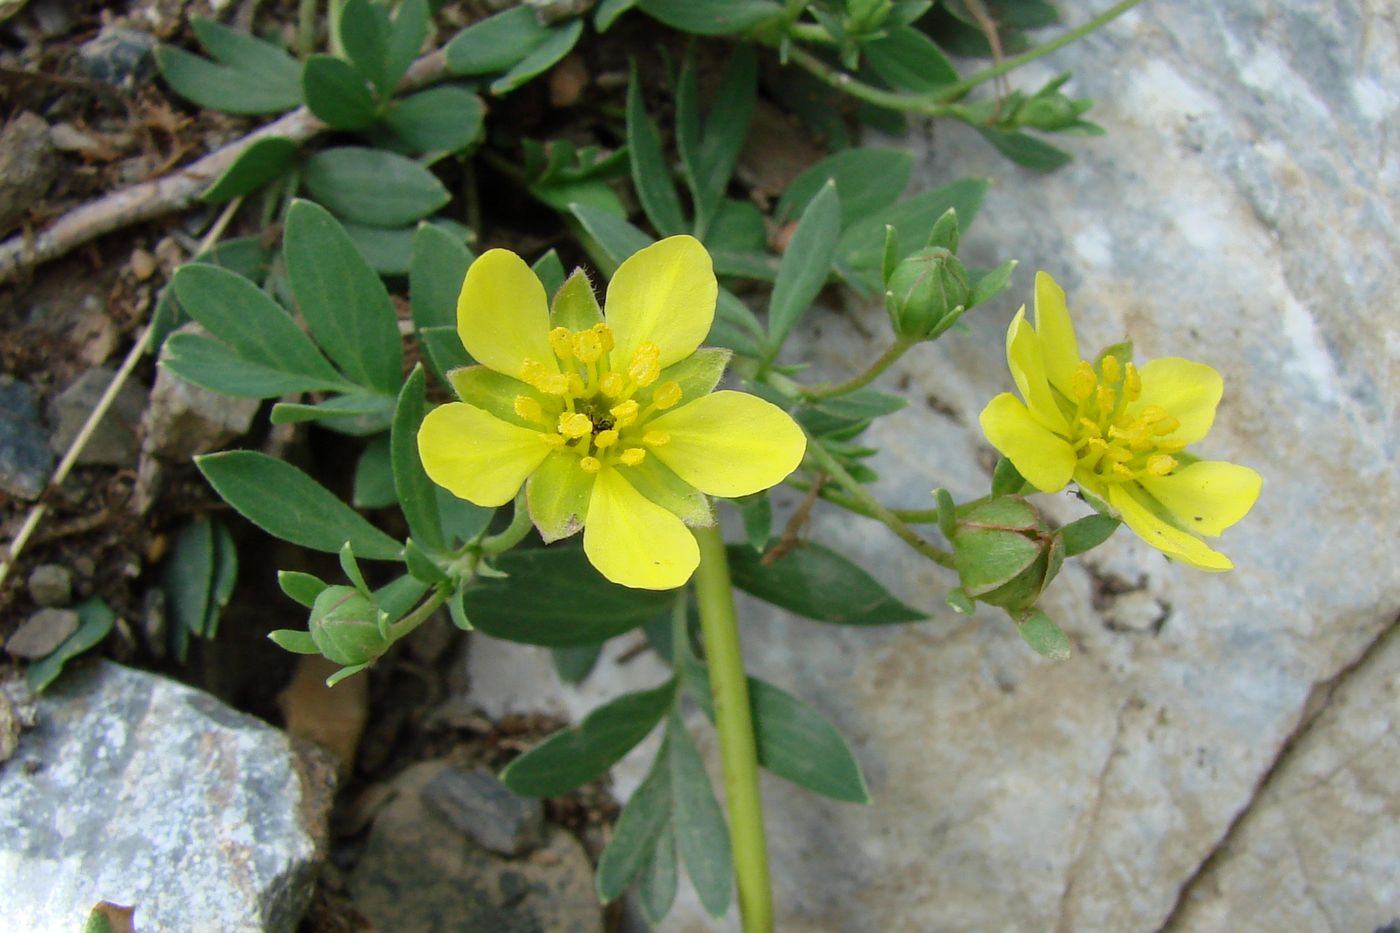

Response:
(885, 247), (971, 339)
(308, 586), (392, 666)
(951, 497), (1063, 612)
(1016, 93), (1082, 131)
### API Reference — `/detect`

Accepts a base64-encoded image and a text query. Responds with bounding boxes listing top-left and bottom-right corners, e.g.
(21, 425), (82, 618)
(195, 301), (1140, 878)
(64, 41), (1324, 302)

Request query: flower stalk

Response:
(797, 334), (918, 401)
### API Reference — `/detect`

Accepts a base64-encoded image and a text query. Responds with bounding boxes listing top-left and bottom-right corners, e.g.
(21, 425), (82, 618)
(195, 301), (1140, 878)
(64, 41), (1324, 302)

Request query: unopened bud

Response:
(308, 586), (391, 666)
(951, 497), (1063, 612)
(885, 247), (971, 339)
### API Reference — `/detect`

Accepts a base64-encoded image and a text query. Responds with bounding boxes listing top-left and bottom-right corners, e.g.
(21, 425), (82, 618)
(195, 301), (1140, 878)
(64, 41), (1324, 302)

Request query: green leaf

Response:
(284, 199), (405, 393)
(991, 456), (1029, 497)
(626, 61), (685, 236)
(161, 333), (342, 399)
(269, 393), (395, 428)
(27, 598), (115, 693)
(383, 86), (484, 153)
(444, 6), (551, 75)
(392, 366), (446, 551)
(302, 54), (378, 129)
(775, 148), (912, 226)
(338, 0), (392, 93)
(680, 44), (756, 233)
(533, 250), (568, 302)
(352, 435), (396, 508)
(410, 223), (475, 331)
(811, 388), (908, 422)
(302, 147), (450, 228)
(569, 203), (651, 273)
(736, 493), (772, 552)
(976, 127), (1073, 171)
(163, 518), (215, 660)
(279, 570), (329, 608)
(637, 0), (782, 34)
(197, 450), (403, 560)
(464, 547), (674, 646)
(597, 735), (674, 902)
(766, 181), (840, 353)
(863, 25), (958, 93)
(201, 136), (298, 203)
(712, 288), (765, 356)
(667, 716), (732, 917)
(728, 540), (924, 624)
(596, 0), (639, 31)
(156, 18), (301, 115)
(1060, 514), (1120, 557)
(706, 199), (769, 254)
(971, 258), (1018, 306)
(385, 0), (428, 91)
(552, 643), (602, 685)
(205, 521), (238, 639)
(490, 18), (583, 96)
(404, 538), (450, 584)
(501, 680), (675, 796)
(1016, 608), (1072, 660)
(419, 325), (473, 384)
(639, 821), (679, 924)
(529, 178), (626, 217)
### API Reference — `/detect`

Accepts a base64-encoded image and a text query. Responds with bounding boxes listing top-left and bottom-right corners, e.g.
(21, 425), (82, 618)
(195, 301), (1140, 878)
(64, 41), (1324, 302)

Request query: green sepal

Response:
(1015, 608), (1072, 661)
(933, 487), (957, 540)
(447, 587), (473, 630)
(945, 587), (975, 615)
(268, 629), (319, 654)
(925, 207), (959, 252)
(338, 542), (371, 597)
(991, 456), (1030, 497)
(1060, 514), (1121, 557)
(326, 662), (371, 687)
(880, 224), (899, 286)
(404, 539), (450, 584)
(278, 570), (329, 608)
(550, 268), (604, 330)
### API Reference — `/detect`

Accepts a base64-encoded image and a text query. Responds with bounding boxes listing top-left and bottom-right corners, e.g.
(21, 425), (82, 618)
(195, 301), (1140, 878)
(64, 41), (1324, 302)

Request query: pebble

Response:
(0, 112), (57, 235)
(5, 608), (80, 660)
(47, 366), (149, 468)
(27, 564), (73, 607)
(0, 376), (54, 500)
(77, 25), (157, 88)
(142, 332), (258, 461)
(423, 765), (548, 857)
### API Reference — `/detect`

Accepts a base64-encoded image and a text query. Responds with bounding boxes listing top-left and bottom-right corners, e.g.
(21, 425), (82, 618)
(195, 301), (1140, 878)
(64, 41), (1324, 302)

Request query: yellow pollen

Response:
(643, 430), (670, 447)
(1101, 354), (1122, 384)
(513, 395), (544, 423)
(1151, 416), (1180, 436)
(1078, 417), (1102, 438)
(1146, 454), (1178, 476)
(1112, 462), (1135, 478)
(1139, 405), (1170, 424)
(1087, 437), (1111, 455)
(652, 381), (683, 410)
(579, 456), (602, 473)
(628, 342), (661, 387)
(1071, 362), (1097, 401)
(619, 447), (646, 466)
(523, 359), (569, 396)
(592, 323), (615, 353)
(572, 329), (604, 363)
(1105, 445), (1134, 463)
(610, 400), (639, 428)
(566, 373), (586, 396)
(594, 429), (619, 448)
(539, 434), (565, 448)
(1156, 438), (1187, 453)
(1124, 362), (1142, 400)
(548, 327), (574, 361)
(558, 412), (592, 439)
(599, 372), (625, 398)
(1095, 385), (1117, 415)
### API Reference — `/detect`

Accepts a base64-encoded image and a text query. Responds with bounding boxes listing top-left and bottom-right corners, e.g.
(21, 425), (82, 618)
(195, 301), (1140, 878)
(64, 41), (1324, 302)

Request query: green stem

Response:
(796, 335), (918, 400)
(783, 45), (959, 117)
(785, 478), (942, 525)
(692, 525), (773, 933)
(479, 490), (534, 554)
(387, 587), (449, 640)
(802, 430), (956, 569)
(296, 0), (319, 58)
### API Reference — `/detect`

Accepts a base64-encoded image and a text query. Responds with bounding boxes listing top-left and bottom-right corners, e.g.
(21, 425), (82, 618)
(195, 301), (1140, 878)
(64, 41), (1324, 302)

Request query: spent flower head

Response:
(978, 272), (1261, 570)
(418, 236), (806, 590)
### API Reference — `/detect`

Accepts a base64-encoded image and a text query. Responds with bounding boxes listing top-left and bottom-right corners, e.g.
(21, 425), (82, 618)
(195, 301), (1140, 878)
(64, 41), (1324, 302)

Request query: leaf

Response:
(552, 643), (602, 684)
(775, 148), (911, 226)
(338, 0), (392, 93)
(385, 0), (429, 91)
(529, 178), (626, 217)
(27, 598), (115, 693)
(163, 518), (214, 660)
(156, 18), (301, 114)
(201, 136), (298, 203)
(596, 0), (639, 31)
(410, 223), (475, 331)
(533, 250), (567, 300)
(284, 199), (405, 393)
(269, 393), (395, 428)
(736, 493), (771, 552)
(639, 821), (679, 924)
(419, 325), (473, 385)
(637, 0), (782, 34)
(597, 736), (674, 902)
(302, 54), (378, 129)
(269, 629), (320, 654)
(392, 366), (446, 551)
(384, 86), (484, 153)
(501, 680), (675, 796)
(444, 6), (552, 75)
(1060, 514), (1120, 557)
(863, 25), (958, 93)
(976, 127), (1073, 171)
(991, 456), (1029, 497)
(302, 147), (450, 228)
(205, 521), (238, 639)
(161, 332), (343, 399)
(279, 570), (329, 607)
(569, 203), (651, 274)
(626, 61), (685, 236)
(353, 435), (396, 508)
(666, 717), (732, 916)
(766, 181), (840, 353)
(811, 388), (908, 422)
(728, 540), (924, 624)
(490, 18), (584, 96)
(197, 450), (402, 560)
(463, 547), (673, 646)
(681, 44), (756, 233)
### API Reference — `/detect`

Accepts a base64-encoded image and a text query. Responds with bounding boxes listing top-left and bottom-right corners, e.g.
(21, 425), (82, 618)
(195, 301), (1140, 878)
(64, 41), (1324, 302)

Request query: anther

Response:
(610, 400), (639, 428)
(1150, 416), (1180, 436)
(643, 430), (670, 447)
(1124, 362), (1142, 400)
(1101, 355), (1122, 384)
(594, 429), (619, 449)
(572, 329), (604, 363)
(1071, 361), (1097, 401)
(1112, 462), (1135, 478)
(592, 323), (615, 353)
(566, 373), (586, 396)
(548, 327), (574, 361)
(1146, 454), (1178, 475)
(619, 448), (646, 466)
(652, 381), (683, 410)
(599, 373), (625, 398)
(513, 396), (544, 424)
(1095, 385), (1116, 415)
(558, 412), (592, 439)
(539, 434), (565, 448)
(579, 456), (602, 474)
(628, 342), (661, 387)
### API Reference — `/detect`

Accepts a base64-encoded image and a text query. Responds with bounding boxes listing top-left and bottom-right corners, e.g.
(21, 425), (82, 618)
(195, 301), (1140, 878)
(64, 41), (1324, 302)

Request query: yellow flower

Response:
(978, 272), (1261, 571)
(418, 235), (806, 590)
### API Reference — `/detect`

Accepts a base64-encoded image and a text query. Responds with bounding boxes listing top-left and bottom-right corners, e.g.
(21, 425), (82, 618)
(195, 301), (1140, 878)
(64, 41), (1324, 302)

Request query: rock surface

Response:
(0, 375), (54, 500)
(4, 608), (79, 659)
(468, 1), (1400, 930)
(47, 366), (148, 467)
(0, 660), (335, 933)
(0, 112), (56, 235)
(27, 564), (73, 608)
(143, 332), (260, 461)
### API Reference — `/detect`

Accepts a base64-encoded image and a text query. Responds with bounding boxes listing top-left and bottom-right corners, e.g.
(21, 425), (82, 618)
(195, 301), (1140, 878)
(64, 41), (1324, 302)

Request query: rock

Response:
(4, 608), (79, 659)
(47, 366), (148, 468)
(76, 26), (157, 88)
(349, 761), (601, 933)
(0, 661), (334, 932)
(142, 329), (258, 461)
(423, 765), (547, 857)
(0, 672), (37, 765)
(0, 376), (54, 500)
(27, 564), (73, 608)
(0, 112), (57, 235)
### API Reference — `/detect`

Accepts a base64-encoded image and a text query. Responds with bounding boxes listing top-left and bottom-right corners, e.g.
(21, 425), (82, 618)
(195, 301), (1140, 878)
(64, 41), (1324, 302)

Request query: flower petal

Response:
(604, 235), (716, 369)
(1007, 308), (1069, 433)
(1034, 271), (1080, 398)
(526, 450), (595, 543)
(645, 390), (806, 498)
(1108, 484), (1233, 571)
(1132, 358), (1223, 444)
(583, 467), (699, 589)
(457, 249), (557, 381)
(620, 455), (713, 527)
(979, 392), (1076, 492)
(1138, 460), (1262, 537)
(418, 402), (551, 507)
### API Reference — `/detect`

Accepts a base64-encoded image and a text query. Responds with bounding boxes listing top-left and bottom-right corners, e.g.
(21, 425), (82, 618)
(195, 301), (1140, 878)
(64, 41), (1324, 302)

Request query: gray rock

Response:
(47, 366), (148, 468)
(350, 761), (601, 933)
(4, 608), (78, 659)
(143, 331), (259, 461)
(26, 564), (73, 608)
(0, 660), (335, 932)
(0, 112), (57, 235)
(77, 26), (157, 88)
(423, 765), (548, 857)
(0, 376), (54, 500)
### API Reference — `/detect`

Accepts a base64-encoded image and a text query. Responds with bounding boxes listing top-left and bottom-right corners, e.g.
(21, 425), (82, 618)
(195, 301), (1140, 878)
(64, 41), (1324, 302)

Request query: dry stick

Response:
(0, 50), (448, 285)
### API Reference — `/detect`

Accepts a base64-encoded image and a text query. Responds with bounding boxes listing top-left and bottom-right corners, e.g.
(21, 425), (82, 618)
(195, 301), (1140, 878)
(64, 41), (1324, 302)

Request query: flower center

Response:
(1066, 355), (1184, 483)
(514, 324), (682, 473)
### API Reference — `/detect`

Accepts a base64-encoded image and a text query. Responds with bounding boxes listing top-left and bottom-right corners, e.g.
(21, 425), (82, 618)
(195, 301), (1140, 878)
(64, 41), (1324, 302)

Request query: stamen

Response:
(1124, 362), (1142, 400)
(523, 360), (569, 396)
(619, 448), (646, 466)
(599, 373), (625, 398)
(1111, 462), (1135, 478)
(653, 381), (683, 410)
(573, 329), (604, 363)
(548, 327), (574, 361)
(1095, 385), (1116, 415)
(1146, 454), (1178, 475)
(592, 323), (615, 353)
(628, 342), (661, 388)
(539, 434), (565, 448)
(558, 412), (593, 439)
(1078, 417), (1102, 437)
(566, 373), (586, 396)
(513, 396), (544, 424)
(1155, 439), (1187, 453)
(594, 429), (619, 449)
(579, 456), (602, 473)
(610, 400), (640, 428)
(643, 430), (670, 447)
(1101, 355), (1122, 384)
(1139, 405), (1171, 424)
(1071, 362), (1097, 401)
(1150, 416), (1180, 436)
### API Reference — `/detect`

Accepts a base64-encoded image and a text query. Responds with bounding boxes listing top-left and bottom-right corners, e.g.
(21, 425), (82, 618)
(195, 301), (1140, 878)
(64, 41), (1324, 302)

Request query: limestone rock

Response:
(47, 367), (148, 468)
(0, 375), (54, 500)
(27, 564), (73, 608)
(143, 330), (259, 461)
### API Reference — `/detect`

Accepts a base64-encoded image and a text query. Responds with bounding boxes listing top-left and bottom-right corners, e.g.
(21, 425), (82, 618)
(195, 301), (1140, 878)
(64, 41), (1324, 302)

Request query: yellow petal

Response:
(1108, 484), (1233, 571)
(604, 235), (716, 369)
(457, 249), (557, 381)
(645, 391), (806, 498)
(583, 467), (699, 589)
(417, 402), (550, 507)
(1007, 308), (1069, 433)
(622, 453), (714, 526)
(526, 450), (596, 542)
(1033, 271), (1080, 398)
(1138, 460), (1262, 537)
(978, 392), (1076, 492)
(1131, 358), (1223, 444)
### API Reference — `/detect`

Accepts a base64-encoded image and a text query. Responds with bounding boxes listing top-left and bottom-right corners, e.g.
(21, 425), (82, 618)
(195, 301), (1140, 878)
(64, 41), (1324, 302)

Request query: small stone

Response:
(47, 366), (149, 468)
(47, 123), (97, 153)
(142, 330), (258, 460)
(69, 310), (118, 367)
(423, 766), (547, 857)
(0, 112), (57, 236)
(77, 26), (157, 88)
(129, 248), (158, 282)
(26, 564), (73, 607)
(5, 608), (79, 659)
(140, 586), (167, 659)
(0, 376), (54, 500)
(1104, 591), (1167, 633)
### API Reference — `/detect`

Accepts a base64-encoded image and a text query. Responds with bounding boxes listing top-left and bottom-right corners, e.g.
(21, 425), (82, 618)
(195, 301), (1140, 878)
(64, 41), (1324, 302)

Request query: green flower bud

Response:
(308, 585), (392, 666)
(951, 497), (1063, 612)
(885, 247), (971, 339)
(1017, 94), (1082, 131)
